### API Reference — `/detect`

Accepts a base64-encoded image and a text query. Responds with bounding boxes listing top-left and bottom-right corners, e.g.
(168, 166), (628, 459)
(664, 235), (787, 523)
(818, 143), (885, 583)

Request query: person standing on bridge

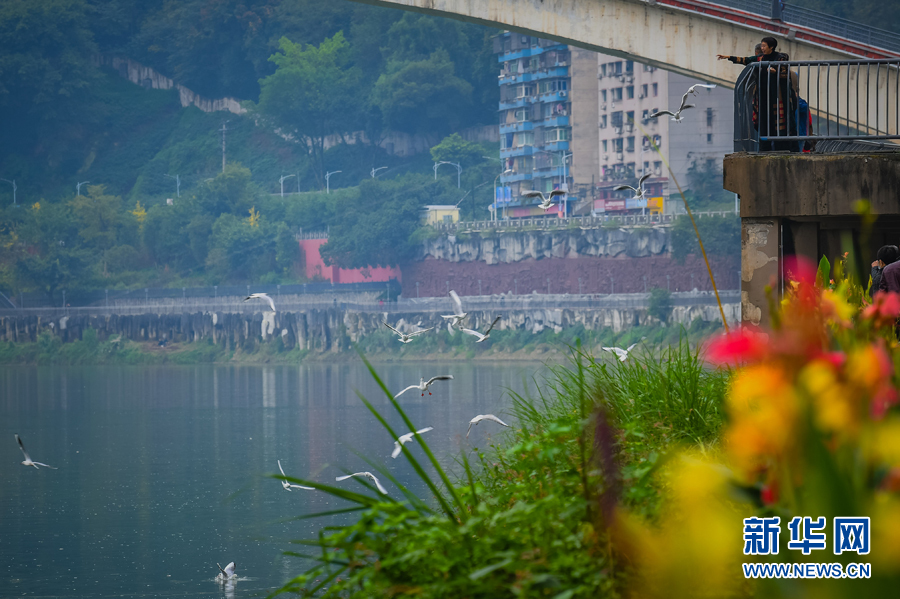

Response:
(718, 37), (797, 152)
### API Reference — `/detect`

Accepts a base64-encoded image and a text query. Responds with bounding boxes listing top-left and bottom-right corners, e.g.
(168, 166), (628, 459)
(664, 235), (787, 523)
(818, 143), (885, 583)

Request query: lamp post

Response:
(560, 152), (573, 217)
(164, 174), (181, 197)
(76, 181), (90, 196)
(279, 174), (296, 198)
(325, 171), (341, 194)
(0, 178), (16, 207)
(493, 168), (513, 222)
(371, 166), (388, 178)
(434, 161), (462, 188)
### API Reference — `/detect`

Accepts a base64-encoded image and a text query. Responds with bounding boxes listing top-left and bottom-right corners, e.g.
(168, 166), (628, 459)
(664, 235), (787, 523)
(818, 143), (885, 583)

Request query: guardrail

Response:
(432, 211), (736, 232)
(708, 0), (900, 54)
(734, 59), (900, 152)
(0, 290), (740, 319)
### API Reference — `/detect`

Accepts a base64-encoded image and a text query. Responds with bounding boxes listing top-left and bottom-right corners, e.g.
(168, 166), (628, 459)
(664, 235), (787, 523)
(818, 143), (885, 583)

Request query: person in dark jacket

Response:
(873, 245), (900, 295)
(718, 37), (797, 151)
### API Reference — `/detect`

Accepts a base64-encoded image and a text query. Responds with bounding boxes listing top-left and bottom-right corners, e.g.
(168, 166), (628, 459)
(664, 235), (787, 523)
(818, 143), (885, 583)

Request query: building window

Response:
(516, 131), (534, 147)
(599, 114), (607, 128)
(626, 136), (635, 152)
(706, 107), (714, 127)
(602, 140), (608, 152)
(654, 160), (662, 174)
(546, 128), (570, 143)
(514, 109), (529, 122)
(653, 134), (661, 147)
(626, 111), (635, 127)
(611, 87), (623, 102)
(643, 161), (650, 174)
(601, 89), (607, 102)
(501, 134), (513, 150)
(600, 63), (607, 77)
(529, 57), (539, 71)
(641, 84), (648, 98)
(613, 138), (623, 153)
(625, 61), (634, 73)
(610, 61), (622, 75)
(707, 133), (714, 144)
(652, 83), (658, 97)
(516, 156), (533, 171)
(611, 111), (624, 129)
(626, 86), (634, 99)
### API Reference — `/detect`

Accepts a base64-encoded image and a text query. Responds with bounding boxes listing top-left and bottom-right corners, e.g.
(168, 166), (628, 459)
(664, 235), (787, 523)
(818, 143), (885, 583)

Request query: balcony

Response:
(499, 171), (533, 184)
(541, 141), (570, 152)
(539, 115), (569, 128)
(497, 44), (567, 63)
(499, 121), (535, 135)
(498, 96), (538, 111)
(538, 91), (568, 103)
(500, 145), (537, 158)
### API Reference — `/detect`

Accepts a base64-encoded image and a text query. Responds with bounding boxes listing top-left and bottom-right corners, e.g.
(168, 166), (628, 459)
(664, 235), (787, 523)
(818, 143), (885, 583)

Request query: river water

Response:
(0, 361), (550, 598)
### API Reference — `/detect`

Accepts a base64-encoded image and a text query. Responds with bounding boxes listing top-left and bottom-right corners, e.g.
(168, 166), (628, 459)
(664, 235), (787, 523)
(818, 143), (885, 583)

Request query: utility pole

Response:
(219, 121), (229, 173)
(76, 181), (90, 196)
(164, 174), (180, 197)
(0, 178), (16, 207)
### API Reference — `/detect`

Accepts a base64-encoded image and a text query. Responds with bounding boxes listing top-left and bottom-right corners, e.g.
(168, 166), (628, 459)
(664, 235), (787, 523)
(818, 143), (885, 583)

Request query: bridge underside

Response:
(351, 0), (870, 88)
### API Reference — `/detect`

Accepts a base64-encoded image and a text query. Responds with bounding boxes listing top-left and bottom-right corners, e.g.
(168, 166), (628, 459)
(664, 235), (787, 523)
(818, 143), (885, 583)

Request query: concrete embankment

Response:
(0, 292), (738, 351)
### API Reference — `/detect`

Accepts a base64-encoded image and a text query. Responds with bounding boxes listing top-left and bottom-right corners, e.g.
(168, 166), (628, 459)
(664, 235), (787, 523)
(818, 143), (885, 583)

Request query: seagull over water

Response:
(216, 562), (236, 581)
(650, 90), (696, 123)
(466, 414), (510, 438)
(460, 316), (502, 343)
(335, 472), (388, 495)
(383, 321), (433, 343)
(614, 173), (651, 201)
(244, 292), (276, 312)
(15, 434), (56, 469)
(395, 375), (453, 398)
(277, 460), (314, 491)
(602, 338), (645, 362)
(441, 290), (468, 328)
(391, 427), (434, 458)
(521, 189), (566, 211)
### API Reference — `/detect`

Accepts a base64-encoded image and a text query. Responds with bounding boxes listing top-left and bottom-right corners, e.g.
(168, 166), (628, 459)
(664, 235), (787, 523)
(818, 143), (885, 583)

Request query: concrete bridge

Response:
(352, 0), (899, 132)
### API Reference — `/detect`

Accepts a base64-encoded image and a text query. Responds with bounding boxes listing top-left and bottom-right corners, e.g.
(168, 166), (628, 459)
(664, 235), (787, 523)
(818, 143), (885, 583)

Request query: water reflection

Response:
(0, 360), (549, 597)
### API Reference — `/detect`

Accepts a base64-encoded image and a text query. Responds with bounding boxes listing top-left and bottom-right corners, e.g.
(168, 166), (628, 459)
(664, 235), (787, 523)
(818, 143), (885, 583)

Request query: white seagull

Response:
(649, 90), (696, 123)
(441, 290), (468, 327)
(686, 83), (717, 97)
(383, 321), (433, 344)
(521, 189), (566, 211)
(277, 460), (314, 491)
(244, 292), (276, 312)
(601, 339), (644, 362)
(460, 316), (502, 343)
(391, 427), (434, 458)
(15, 434), (56, 469)
(395, 375), (454, 398)
(614, 173), (652, 201)
(216, 562), (237, 581)
(466, 414), (511, 438)
(335, 472), (388, 495)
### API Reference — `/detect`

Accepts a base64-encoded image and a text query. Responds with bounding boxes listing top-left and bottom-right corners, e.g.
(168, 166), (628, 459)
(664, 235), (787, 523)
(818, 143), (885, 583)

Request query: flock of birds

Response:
(13, 290), (645, 588)
(522, 82), (718, 207)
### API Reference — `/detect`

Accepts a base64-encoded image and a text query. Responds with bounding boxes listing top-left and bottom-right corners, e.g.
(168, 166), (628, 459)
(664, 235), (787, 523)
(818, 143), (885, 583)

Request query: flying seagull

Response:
(244, 292), (276, 312)
(460, 316), (502, 343)
(521, 189), (566, 211)
(391, 427), (434, 458)
(383, 321), (433, 344)
(686, 83), (717, 97)
(441, 290), (468, 327)
(395, 375), (454, 398)
(335, 472), (388, 495)
(614, 173), (652, 201)
(601, 339), (645, 362)
(216, 562), (236, 581)
(649, 90), (696, 123)
(466, 414), (511, 438)
(15, 434), (56, 469)
(277, 460), (314, 491)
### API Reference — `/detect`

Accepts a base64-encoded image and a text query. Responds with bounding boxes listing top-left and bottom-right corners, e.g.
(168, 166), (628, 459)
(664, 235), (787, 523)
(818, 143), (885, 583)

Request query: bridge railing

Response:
(705, 0), (900, 53)
(433, 211), (735, 233)
(733, 59), (900, 152)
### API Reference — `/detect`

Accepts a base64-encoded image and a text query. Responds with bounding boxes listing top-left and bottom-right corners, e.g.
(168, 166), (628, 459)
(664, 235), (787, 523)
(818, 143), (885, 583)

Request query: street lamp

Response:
(560, 152), (573, 217)
(0, 178), (16, 207)
(76, 181), (90, 196)
(164, 174), (181, 197)
(279, 174), (296, 198)
(371, 166), (388, 178)
(493, 168), (513, 222)
(434, 161), (462, 188)
(325, 170), (341, 194)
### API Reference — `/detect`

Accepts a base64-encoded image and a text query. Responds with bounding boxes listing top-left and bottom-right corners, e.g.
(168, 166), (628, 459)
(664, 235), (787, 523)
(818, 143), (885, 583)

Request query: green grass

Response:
(272, 341), (730, 597)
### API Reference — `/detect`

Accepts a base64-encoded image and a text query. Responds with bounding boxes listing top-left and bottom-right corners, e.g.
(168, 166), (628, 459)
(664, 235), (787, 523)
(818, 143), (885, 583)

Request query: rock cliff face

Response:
(419, 227), (669, 265)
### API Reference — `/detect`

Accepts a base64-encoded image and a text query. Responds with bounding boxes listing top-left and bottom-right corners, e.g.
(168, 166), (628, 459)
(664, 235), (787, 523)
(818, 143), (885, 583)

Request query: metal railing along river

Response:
(734, 59), (900, 152)
(433, 211), (735, 233)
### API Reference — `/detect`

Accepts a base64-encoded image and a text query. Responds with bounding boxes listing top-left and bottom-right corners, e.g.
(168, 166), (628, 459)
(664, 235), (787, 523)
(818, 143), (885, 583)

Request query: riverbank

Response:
(0, 320), (721, 365)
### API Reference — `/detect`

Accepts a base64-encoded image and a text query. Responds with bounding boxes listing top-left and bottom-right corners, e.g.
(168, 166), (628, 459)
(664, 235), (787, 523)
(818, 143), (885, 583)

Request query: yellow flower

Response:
(799, 359), (856, 437)
(821, 287), (855, 327)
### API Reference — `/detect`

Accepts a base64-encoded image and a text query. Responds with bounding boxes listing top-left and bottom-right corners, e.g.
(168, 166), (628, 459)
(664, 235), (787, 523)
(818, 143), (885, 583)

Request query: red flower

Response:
(783, 255), (817, 286)
(760, 481), (779, 506)
(705, 328), (768, 365)
(862, 291), (900, 329)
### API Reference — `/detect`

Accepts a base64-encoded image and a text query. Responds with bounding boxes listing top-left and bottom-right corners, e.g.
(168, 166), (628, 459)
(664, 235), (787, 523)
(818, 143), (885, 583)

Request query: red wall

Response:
(298, 239), (402, 284)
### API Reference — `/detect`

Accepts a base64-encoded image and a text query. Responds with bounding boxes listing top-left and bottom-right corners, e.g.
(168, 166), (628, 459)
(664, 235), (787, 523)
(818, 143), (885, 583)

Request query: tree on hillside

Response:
(255, 32), (363, 188)
(13, 202), (87, 301)
(430, 133), (486, 167)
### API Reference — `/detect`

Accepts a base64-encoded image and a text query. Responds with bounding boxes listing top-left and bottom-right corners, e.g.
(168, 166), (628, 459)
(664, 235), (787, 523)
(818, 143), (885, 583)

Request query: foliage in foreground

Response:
(272, 341), (728, 598)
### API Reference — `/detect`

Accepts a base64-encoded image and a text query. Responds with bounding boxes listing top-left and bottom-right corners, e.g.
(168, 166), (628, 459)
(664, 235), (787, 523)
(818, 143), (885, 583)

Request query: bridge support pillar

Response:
(725, 151), (900, 329)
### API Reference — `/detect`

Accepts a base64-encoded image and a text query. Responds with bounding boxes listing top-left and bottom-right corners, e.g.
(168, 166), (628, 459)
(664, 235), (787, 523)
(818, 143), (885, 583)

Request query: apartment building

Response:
(493, 32), (733, 217)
